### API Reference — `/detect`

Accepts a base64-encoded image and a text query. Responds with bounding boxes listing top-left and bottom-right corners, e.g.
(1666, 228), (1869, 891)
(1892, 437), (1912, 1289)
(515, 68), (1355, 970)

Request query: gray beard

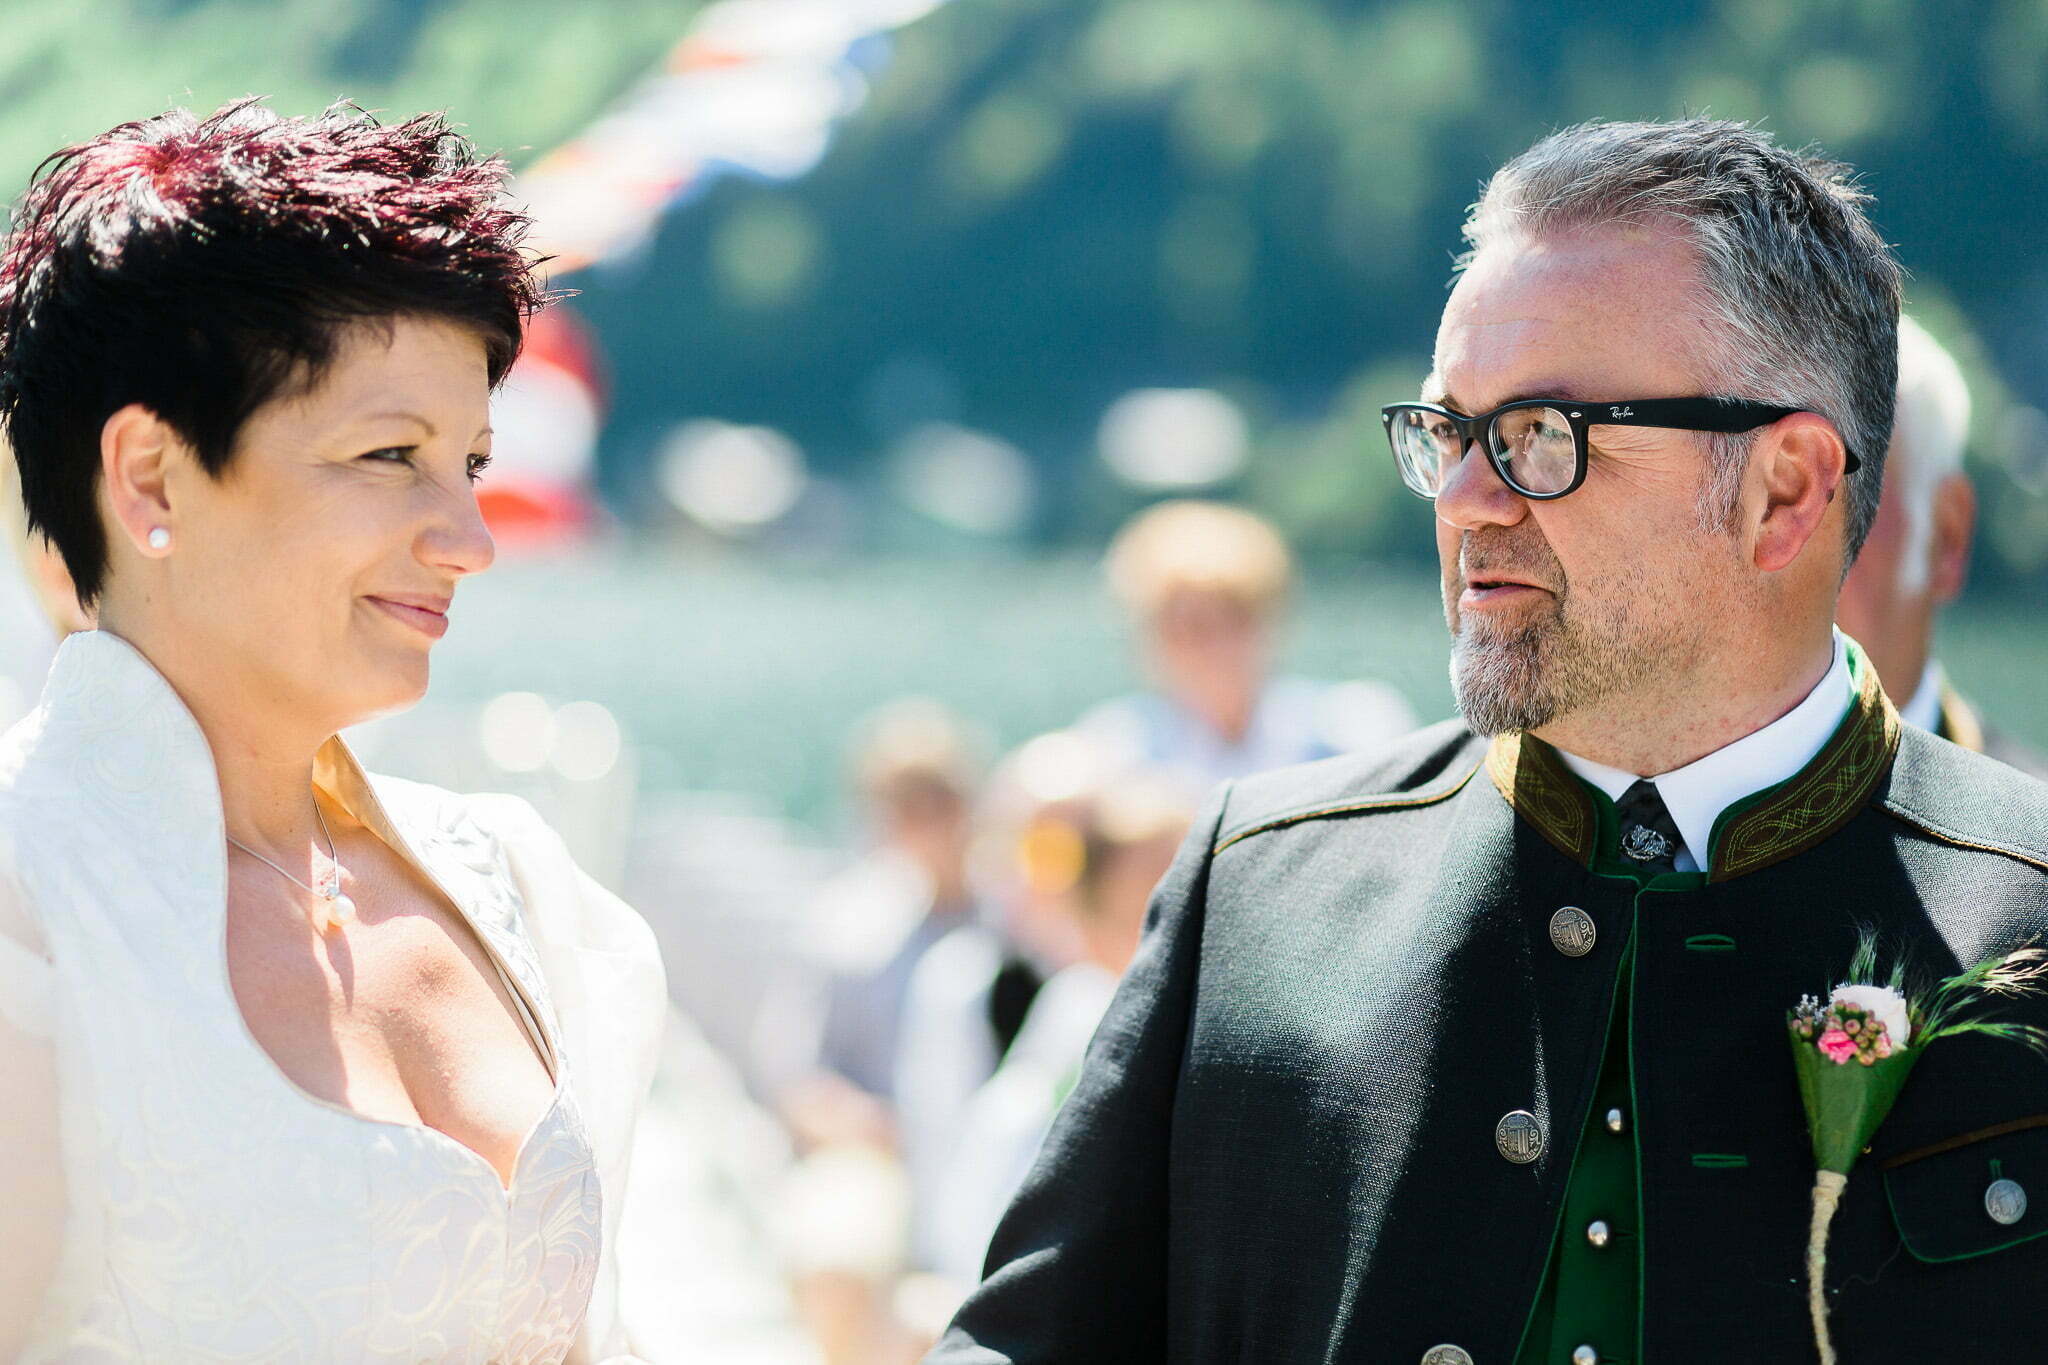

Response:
(1452, 615), (1583, 736)
(1446, 476), (1743, 737)
(1449, 590), (1662, 737)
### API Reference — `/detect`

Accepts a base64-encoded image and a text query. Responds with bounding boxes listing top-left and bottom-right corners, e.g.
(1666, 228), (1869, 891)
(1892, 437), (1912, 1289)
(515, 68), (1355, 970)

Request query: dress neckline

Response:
(43, 629), (568, 1196)
(215, 857), (569, 1196)
(222, 747), (567, 1194)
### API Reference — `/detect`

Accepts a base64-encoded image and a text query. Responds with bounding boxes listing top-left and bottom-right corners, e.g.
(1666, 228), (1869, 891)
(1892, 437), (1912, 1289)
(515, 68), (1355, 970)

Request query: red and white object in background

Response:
(492, 0), (953, 548)
(481, 306), (607, 549)
(512, 0), (948, 275)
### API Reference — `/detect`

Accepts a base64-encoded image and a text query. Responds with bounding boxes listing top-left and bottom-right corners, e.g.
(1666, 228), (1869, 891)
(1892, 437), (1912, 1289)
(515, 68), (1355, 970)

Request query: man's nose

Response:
(1435, 438), (1528, 533)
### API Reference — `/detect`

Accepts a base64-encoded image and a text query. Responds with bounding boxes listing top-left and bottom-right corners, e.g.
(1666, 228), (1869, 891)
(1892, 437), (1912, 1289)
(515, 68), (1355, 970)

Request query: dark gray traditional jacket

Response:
(929, 669), (2048, 1364)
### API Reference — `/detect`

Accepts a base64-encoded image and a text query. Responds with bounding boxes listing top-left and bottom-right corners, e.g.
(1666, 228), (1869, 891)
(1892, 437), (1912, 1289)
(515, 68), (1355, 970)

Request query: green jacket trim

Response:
(1708, 644), (1899, 881)
(1482, 639), (1902, 883)
(1210, 762), (1478, 855)
(1483, 725), (1596, 862)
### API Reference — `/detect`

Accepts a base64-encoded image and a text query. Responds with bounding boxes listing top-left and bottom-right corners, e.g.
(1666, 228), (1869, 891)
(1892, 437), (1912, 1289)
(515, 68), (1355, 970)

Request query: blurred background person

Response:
(750, 704), (1013, 1365)
(919, 734), (1190, 1295)
(1838, 314), (2048, 776)
(1078, 500), (1414, 798)
(758, 698), (998, 1151)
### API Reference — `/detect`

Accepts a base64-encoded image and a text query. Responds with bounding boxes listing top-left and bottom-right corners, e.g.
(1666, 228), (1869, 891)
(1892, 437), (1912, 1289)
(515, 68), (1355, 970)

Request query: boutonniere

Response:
(1788, 931), (2048, 1364)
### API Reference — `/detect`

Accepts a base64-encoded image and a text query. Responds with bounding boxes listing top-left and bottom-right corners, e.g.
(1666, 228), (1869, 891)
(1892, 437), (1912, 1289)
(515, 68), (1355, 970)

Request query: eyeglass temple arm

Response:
(1577, 399), (1862, 473)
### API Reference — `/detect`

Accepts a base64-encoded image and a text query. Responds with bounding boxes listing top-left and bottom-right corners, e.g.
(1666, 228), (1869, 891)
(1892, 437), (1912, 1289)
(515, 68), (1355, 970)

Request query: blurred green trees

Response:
(567, 0), (2048, 585)
(0, 0), (702, 204)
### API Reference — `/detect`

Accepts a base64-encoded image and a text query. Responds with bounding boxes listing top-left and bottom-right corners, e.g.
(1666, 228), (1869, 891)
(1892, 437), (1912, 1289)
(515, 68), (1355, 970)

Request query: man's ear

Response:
(99, 404), (178, 558)
(1927, 472), (1975, 605)
(1752, 412), (1850, 574)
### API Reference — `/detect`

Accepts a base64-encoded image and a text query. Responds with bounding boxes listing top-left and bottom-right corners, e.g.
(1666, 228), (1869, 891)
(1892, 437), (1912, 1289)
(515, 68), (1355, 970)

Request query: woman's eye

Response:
(466, 453), (493, 482)
(361, 445), (416, 465)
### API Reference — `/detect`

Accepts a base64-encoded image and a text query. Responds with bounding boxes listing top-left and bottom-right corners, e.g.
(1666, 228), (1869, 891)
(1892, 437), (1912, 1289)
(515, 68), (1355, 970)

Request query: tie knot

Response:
(1616, 779), (1682, 872)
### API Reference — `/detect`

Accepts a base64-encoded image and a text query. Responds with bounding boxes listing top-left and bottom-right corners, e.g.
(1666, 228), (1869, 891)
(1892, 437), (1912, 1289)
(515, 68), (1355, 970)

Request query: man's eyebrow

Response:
(1422, 383), (1596, 413)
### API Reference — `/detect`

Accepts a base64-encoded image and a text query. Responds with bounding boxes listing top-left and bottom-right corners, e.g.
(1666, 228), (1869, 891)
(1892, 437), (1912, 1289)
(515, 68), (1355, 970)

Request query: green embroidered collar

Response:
(1484, 643), (1901, 883)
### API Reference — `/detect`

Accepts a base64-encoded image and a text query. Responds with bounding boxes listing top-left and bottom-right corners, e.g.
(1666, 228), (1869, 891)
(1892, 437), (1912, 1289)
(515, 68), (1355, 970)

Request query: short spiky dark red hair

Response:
(0, 98), (548, 605)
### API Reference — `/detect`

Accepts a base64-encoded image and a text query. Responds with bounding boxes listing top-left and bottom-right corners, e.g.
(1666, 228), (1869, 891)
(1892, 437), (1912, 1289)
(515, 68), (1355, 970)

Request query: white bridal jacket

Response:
(0, 631), (670, 1363)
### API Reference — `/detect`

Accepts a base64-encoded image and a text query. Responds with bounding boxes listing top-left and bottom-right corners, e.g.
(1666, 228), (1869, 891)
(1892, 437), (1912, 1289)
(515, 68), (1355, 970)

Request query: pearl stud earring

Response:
(147, 527), (170, 550)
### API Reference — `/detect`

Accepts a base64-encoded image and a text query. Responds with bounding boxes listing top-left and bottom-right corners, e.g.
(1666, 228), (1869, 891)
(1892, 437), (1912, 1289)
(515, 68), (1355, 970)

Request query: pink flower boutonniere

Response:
(1789, 932), (2048, 1364)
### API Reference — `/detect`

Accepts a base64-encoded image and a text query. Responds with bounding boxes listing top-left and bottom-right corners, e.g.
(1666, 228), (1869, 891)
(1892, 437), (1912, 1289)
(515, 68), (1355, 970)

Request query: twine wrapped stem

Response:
(1805, 1170), (1847, 1364)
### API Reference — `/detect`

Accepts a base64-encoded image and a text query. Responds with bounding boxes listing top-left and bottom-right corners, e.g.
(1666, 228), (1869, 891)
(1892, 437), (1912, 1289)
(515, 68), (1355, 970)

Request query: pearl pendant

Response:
(322, 889), (356, 931)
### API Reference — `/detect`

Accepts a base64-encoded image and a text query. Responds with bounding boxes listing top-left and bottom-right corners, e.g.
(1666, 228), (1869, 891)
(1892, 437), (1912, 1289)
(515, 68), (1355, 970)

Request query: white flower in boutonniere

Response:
(1789, 931), (2048, 1364)
(1824, 984), (1911, 1052)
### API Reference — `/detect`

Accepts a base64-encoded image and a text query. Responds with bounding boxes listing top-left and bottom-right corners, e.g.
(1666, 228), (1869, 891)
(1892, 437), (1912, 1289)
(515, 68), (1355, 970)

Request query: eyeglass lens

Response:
(1391, 405), (1579, 497)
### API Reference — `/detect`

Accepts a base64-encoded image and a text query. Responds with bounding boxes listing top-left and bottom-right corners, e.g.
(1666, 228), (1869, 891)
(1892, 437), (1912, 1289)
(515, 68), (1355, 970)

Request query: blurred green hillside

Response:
(0, 0), (701, 196)
(562, 0), (2048, 584)
(5, 0), (2046, 584)
(422, 552), (2048, 827)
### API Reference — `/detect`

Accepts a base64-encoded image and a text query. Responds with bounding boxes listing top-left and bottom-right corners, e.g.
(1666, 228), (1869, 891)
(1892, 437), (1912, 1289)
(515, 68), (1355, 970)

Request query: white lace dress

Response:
(0, 631), (669, 1362)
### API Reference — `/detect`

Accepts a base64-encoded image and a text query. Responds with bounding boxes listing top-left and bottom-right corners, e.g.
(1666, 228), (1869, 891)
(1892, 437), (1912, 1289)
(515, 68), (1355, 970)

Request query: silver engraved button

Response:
(1496, 1109), (1544, 1164)
(1549, 906), (1597, 958)
(1421, 1347), (1475, 1365)
(1987, 1178), (2028, 1226)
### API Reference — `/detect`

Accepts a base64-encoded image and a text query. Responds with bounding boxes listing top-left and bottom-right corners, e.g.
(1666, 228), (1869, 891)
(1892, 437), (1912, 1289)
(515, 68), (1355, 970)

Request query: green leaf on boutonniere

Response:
(1787, 930), (2048, 1364)
(1789, 1037), (1917, 1175)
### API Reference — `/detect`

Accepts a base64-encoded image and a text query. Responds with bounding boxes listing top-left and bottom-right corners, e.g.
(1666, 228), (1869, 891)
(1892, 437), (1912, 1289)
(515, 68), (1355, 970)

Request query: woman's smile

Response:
(364, 592), (451, 640)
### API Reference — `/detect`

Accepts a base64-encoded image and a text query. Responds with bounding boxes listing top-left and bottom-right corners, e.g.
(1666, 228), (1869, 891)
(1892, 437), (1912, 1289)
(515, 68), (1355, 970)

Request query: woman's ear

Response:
(99, 404), (179, 557)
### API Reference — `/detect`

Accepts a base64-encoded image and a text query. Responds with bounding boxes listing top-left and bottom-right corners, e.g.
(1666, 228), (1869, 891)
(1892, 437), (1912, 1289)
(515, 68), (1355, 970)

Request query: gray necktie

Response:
(1615, 779), (1683, 874)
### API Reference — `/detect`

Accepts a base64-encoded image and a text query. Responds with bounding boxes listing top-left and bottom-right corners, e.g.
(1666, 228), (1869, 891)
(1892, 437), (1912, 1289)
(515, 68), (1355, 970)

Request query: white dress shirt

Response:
(1554, 633), (1856, 874)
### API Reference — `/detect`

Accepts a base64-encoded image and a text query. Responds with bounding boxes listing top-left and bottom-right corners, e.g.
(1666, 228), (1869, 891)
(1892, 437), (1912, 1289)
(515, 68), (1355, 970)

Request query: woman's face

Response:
(154, 314), (496, 729)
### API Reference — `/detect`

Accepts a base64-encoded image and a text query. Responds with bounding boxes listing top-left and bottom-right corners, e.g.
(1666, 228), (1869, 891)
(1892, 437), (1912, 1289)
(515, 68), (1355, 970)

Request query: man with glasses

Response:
(928, 121), (2048, 1365)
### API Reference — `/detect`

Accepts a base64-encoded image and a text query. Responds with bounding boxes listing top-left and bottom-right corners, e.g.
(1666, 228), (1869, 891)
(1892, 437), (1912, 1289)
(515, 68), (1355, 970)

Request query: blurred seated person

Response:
(1079, 500), (1413, 797)
(892, 907), (1042, 1275)
(763, 699), (1024, 1152)
(922, 738), (1190, 1290)
(894, 731), (1114, 1273)
(1837, 314), (2048, 777)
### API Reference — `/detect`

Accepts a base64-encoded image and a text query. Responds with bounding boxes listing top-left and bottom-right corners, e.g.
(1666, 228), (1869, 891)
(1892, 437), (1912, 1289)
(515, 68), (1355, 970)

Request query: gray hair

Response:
(1889, 314), (1971, 592)
(1461, 119), (1901, 561)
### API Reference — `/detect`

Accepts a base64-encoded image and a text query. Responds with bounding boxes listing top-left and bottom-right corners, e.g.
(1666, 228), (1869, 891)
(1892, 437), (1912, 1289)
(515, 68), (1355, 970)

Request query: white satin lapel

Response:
(17, 631), (231, 992)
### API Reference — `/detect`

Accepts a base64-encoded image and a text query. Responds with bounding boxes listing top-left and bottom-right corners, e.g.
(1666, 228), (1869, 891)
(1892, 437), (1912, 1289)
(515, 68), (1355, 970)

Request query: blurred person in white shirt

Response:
(920, 744), (1190, 1290)
(1078, 500), (1413, 798)
(761, 699), (1006, 1152)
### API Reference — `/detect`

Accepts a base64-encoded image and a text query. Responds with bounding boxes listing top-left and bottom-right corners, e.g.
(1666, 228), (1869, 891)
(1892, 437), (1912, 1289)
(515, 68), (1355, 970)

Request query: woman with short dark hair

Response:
(0, 99), (665, 1363)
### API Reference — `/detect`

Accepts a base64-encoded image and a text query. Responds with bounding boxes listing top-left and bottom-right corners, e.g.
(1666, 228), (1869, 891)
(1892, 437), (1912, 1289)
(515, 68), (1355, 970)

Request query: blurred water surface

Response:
(419, 549), (2047, 832)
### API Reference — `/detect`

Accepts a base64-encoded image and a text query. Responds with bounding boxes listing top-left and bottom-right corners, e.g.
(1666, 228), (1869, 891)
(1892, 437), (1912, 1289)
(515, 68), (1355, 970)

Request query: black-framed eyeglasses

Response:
(1379, 397), (1862, 501)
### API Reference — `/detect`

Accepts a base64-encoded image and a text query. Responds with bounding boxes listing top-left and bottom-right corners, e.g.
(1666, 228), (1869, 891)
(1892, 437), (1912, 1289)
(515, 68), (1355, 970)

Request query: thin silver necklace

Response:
(226, 799), (357, 932)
